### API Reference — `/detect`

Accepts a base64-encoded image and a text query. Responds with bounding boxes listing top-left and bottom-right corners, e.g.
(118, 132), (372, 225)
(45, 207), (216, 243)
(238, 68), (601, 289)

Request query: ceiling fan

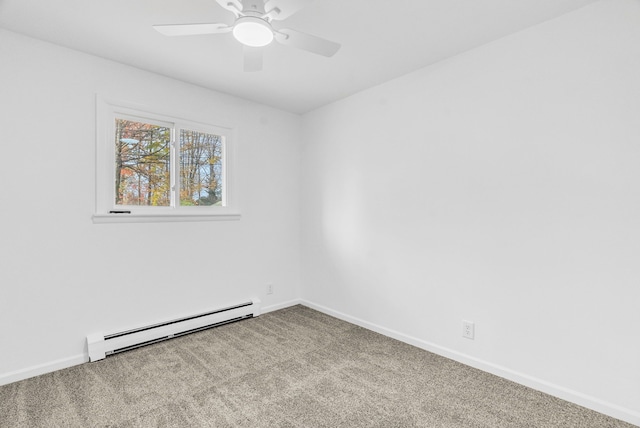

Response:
(153, 0), (341, 72)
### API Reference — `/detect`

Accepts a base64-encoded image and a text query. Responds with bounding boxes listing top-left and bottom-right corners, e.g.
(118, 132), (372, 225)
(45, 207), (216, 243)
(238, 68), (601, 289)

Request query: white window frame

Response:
(93, 96), (240, 223)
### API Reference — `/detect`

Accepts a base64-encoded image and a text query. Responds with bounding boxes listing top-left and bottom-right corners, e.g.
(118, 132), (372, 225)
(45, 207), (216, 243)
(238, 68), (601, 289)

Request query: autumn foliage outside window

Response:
(179, 129), (223, 206)
(115, 119), (223, 207)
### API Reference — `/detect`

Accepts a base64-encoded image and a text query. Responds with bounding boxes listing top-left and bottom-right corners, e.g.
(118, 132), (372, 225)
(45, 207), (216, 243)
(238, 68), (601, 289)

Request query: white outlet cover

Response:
(462, 320), (475, 339)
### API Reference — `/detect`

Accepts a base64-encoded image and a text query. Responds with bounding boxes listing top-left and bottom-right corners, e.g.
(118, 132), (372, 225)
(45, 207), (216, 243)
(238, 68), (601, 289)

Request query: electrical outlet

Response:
(462, 320), (475, 340)
(266, 283), (274, 295)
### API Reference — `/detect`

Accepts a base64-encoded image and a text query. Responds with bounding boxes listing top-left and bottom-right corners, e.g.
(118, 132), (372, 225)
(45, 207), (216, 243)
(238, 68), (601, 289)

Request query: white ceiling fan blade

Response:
(264, 0), (314, 21)
(243, 46), (263, 72)
(274, 29), (340, 57)
(215, 0), (244, 16)
(153, 23), (232, 36)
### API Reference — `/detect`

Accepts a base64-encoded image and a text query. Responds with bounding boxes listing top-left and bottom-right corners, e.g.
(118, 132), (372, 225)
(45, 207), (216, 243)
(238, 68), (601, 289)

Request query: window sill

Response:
(92, 212), (241, 224)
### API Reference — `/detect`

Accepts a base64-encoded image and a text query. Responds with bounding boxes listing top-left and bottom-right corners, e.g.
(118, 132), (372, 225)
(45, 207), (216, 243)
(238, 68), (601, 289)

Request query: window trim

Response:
(93, 96), (240, 223)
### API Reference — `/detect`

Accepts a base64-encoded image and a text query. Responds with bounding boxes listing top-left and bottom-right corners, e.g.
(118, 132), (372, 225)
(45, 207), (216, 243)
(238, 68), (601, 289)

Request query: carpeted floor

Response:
(0, 305), (635, 427)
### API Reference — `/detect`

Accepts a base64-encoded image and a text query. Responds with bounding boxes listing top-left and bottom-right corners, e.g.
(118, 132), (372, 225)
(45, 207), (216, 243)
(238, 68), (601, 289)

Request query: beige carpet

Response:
(0, 305), (635, 427)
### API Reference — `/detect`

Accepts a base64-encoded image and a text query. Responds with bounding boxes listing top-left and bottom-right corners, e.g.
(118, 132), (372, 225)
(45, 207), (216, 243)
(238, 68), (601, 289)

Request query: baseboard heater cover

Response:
(87, 298), (261, 362)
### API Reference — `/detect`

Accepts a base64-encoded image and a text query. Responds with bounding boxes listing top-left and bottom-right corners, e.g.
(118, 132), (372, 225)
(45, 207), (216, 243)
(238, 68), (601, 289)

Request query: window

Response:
(94, 98), (238, 223)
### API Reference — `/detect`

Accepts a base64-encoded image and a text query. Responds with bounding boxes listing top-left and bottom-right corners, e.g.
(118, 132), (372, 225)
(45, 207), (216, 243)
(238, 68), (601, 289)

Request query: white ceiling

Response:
(0, 0), (598, 114)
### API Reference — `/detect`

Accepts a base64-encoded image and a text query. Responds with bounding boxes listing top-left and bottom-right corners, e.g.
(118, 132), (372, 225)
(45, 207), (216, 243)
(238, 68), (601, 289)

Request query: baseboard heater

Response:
(87, 298), (261, 362)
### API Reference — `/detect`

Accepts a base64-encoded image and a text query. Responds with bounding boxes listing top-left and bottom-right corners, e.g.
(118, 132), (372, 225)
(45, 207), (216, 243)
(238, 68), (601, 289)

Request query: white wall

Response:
(0, 29), (302, 381)
(301, 0), (640, 424)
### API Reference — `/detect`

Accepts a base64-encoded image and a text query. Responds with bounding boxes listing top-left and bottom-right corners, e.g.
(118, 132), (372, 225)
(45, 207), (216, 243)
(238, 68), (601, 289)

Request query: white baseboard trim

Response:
(0, 354), (87, 386)
(261, 298), (302, 315)
(301, 299), (640, 427)
(3, 300), (637, 426)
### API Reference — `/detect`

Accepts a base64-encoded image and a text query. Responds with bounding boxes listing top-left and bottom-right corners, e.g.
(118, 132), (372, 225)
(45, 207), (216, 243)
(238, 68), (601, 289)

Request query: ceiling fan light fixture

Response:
(233, 16), (273, 47)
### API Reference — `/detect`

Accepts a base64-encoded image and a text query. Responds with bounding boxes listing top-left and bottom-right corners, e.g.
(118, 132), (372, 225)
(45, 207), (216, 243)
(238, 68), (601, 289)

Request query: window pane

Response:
(179, 129), (223, 206)
(115, 119), (171, 206)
